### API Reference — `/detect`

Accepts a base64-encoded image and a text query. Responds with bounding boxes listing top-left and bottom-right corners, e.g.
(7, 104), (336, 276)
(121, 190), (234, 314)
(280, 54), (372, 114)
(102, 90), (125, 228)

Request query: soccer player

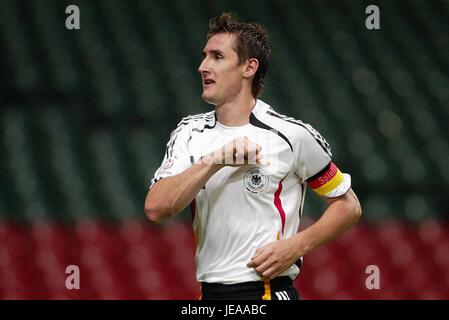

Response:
(145, 13), (362, 300)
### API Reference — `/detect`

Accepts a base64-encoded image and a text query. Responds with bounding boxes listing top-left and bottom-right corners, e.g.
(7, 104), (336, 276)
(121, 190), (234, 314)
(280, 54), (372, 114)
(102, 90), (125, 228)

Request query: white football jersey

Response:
(150, 99), (351, 284)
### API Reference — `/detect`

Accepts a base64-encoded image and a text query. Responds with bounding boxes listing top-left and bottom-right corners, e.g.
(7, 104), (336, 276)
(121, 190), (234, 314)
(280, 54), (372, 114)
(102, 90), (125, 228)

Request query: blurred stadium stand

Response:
(0, 0), (448, 299)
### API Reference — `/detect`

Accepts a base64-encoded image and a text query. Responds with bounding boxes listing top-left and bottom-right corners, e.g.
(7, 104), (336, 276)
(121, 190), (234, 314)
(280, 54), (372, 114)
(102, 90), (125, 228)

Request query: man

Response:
(145, 13), (362, 300)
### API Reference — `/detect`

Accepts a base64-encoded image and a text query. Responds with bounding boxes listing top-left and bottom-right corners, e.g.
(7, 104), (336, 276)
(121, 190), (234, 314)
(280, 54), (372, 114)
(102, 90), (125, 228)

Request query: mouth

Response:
(203, 79), (215, 86)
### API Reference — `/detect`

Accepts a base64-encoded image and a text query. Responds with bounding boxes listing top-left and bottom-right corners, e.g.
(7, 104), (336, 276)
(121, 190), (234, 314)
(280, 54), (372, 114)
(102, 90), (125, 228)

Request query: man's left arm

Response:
(247, 188), (362, 279)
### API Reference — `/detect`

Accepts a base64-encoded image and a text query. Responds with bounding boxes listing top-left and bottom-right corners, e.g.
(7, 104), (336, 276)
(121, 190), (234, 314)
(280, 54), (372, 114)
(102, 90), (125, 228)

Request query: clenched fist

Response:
(202, 136), (263, 167)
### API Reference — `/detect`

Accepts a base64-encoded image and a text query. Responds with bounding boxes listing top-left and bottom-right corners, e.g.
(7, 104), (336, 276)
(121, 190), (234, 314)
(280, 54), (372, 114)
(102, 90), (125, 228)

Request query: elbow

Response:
(144, 195), (172, 223)
(341, 188), (362, 225)
(144, 205), (164, 223)
(350, 198), (363, 224)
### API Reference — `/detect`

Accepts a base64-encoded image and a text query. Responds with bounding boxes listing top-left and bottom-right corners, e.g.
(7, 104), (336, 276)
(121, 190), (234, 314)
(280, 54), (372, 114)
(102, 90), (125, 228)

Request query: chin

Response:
(201, 93), (218, 106)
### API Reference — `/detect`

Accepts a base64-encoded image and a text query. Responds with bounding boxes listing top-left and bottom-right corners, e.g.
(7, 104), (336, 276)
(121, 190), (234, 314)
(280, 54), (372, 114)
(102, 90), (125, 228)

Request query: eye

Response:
(215, 54), (223, 59)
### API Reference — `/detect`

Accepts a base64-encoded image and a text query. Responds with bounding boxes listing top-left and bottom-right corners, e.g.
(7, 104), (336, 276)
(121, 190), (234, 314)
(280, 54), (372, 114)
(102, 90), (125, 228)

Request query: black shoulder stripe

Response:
(177, 112), (215, 127)
(190, 122), (216, 136)
(266, 110), (332, 157)
(192, 113), (217, 133)
(188, 114), (217, 143)
(165, 121), (187, 158)
(249, 113), (293, 152)
(166, 125), (184, 158)
(167, 112), (217, 157)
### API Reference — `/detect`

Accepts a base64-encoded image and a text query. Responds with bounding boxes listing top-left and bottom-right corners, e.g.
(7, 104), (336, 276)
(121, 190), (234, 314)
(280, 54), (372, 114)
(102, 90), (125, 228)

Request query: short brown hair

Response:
(207, 12), (271, 98)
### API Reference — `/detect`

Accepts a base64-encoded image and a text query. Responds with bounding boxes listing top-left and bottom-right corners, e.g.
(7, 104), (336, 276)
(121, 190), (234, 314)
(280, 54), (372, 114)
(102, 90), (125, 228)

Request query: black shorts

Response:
(200, 276), (300, 300)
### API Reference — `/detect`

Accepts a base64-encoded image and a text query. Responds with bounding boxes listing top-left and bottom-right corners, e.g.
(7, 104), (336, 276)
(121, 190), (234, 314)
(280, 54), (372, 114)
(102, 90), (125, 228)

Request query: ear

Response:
(243, 58), (259, 79)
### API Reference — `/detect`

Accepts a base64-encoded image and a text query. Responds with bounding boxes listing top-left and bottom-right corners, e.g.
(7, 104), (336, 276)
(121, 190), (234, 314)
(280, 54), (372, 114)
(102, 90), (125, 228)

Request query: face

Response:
(198, 33), (246, 106)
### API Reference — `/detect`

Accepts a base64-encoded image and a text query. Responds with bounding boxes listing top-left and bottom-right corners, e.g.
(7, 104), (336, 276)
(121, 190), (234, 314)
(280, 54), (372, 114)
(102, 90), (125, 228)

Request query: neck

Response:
(215, 94), (257, 127)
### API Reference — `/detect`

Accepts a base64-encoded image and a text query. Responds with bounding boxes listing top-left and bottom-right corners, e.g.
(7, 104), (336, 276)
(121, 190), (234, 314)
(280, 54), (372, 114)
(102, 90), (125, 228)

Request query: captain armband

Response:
(307, 162), (351, 198)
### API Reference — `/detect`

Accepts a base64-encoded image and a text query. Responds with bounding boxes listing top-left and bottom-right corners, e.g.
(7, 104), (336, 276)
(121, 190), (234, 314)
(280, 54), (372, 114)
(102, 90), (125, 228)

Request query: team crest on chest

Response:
(243, 167), (269, 193)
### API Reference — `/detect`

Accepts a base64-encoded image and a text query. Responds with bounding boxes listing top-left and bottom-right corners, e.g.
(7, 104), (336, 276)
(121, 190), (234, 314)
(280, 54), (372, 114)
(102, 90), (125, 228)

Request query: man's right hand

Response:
(201, 136), (263, 167)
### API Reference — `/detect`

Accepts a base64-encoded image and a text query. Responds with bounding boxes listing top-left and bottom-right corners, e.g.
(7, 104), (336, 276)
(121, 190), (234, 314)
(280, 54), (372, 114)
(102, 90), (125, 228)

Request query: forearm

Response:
(145, 158), (222, 222)
(292, 189), (362, 256)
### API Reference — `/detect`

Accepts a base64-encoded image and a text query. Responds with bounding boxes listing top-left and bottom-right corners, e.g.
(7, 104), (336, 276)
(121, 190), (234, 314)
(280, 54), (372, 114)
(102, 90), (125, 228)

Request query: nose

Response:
(198, 57), (210, 75)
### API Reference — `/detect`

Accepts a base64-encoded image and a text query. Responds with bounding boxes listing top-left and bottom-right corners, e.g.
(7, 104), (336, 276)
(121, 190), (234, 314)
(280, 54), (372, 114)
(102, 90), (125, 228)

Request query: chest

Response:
(188, 126), (295, 192)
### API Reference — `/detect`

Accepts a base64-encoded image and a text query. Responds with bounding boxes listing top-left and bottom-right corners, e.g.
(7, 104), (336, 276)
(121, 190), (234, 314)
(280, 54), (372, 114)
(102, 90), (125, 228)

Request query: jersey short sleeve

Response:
(149, 120), (192, 189)
(294, 126), (351, 198)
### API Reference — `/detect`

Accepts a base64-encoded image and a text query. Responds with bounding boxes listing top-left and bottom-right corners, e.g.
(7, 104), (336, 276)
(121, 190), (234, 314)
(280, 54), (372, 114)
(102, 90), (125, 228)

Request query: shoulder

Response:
(171, 110), (217, 137)
(255, 100), (332, 156)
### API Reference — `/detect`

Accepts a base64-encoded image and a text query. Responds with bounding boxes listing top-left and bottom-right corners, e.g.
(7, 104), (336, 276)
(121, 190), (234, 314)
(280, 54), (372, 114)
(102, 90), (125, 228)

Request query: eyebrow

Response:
(202, 49), (224, 57)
